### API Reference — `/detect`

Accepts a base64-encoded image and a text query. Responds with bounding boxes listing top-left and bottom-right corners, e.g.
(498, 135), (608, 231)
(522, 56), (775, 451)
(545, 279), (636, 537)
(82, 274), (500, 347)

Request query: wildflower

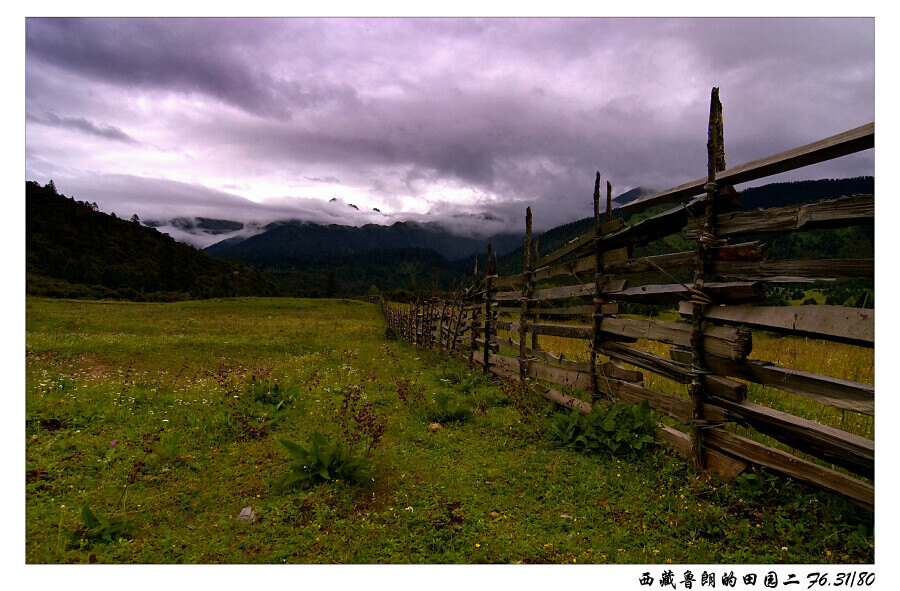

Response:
(475, 544), (481, 548)
(109, 440), (116, 445)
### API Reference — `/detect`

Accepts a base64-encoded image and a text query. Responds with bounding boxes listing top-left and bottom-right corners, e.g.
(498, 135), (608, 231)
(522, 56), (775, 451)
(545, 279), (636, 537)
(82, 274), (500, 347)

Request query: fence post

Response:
(426, 292), (434, 348)
(590, 173), (603, 403)
(689, 86), (726, 473)
(438, 296), (447, 351)
(519, 208), (533, 387)
(531, 237), (540, 352)
(482, 243), (494, 374)
(468, 253), (479, 367)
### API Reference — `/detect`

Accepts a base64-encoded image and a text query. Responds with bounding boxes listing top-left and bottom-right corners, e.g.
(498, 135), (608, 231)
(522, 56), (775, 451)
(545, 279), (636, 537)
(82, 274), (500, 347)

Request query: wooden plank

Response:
(532, 256), (593, 284)
(669, 348), (873, 415)
(677, 302), (874, 347)
(498, 320), (592, 340)
(686, 194), (874, 239)
(497, 304), (610, 317)
(620, 122), (874, 214)
(605, 241), (767, 275)
(600, 317), (752, 360)
(527, 357), (594, 391)
(601, 217), (626, 235)
(535, 232), (595, 268)
(601, 361), (643, 383)
(709, 396), (873, 478)
(604, 377), (717, 425)
(704, 427), (873, 510)
(715, 258), (873, 281)
(494, 336), (592, 372)
(530, 305), (596, 316)
(605, 281), (764, 305)
(495, 279), (627, 302)
(538, 386), (593, 414)
(533, 219), (628, 272)
(528, 247), (629, 284)
(656, 425), (748, 481)
(487, 352), (519, 374)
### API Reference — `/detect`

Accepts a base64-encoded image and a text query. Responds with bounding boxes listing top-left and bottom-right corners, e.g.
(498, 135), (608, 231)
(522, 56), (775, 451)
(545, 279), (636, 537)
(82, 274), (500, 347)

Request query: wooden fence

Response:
(380, 88), (874, 510)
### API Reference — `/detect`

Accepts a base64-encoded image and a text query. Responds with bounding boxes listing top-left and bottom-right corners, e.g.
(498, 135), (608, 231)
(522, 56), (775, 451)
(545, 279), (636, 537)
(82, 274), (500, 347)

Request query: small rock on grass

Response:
(428, 423), (442, 432)
(237, 507), (256, 523)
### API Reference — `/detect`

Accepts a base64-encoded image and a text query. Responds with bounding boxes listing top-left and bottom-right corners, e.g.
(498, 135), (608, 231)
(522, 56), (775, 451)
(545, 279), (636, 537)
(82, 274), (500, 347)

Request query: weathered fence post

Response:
(689, 86), (726, 473)
(482, 244), (494, 374)
(438, 295), (448, 351)
(519, 208), (533, 387)
(468, 253), (479, 367)
(590, 173), (603, 403)
(530, 237), (540, 352)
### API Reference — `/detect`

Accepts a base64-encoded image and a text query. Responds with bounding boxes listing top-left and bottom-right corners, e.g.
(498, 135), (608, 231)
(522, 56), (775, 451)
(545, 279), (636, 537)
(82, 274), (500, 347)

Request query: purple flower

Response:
(109, 441), (116, 445)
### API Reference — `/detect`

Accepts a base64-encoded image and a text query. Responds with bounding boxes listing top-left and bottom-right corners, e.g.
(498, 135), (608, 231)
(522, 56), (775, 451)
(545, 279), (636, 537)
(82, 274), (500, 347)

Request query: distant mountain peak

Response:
(612, 187), (656, 207)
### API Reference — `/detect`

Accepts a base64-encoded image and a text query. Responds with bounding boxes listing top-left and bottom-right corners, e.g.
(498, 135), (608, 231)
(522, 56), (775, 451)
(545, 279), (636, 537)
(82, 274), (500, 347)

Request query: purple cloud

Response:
(25, 17), (874, 238)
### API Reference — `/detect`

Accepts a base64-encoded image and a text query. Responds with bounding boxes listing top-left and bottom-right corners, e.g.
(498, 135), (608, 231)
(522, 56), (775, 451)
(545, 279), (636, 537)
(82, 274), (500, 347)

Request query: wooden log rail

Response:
(685, 193), (874, 239)
(677, 302), (874, 347)
(619, 121), (874, 215)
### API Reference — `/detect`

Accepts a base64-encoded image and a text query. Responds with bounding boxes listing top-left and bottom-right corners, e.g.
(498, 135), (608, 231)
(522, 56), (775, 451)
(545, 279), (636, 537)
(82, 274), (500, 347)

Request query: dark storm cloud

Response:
(25, 17), (874, 237)
(28, 111), (139, 144)
(26, 18), (359, 119)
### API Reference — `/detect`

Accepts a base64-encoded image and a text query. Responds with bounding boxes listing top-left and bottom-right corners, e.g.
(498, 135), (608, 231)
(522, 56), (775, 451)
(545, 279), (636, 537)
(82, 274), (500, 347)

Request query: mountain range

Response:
(26, 177), (873, 300)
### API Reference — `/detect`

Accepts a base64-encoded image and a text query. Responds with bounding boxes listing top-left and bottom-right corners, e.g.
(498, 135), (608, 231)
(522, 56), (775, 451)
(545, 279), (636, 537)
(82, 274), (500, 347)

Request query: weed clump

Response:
(274, 431), (371, 490)
(547, 400), (658, 456)
(70, 505), (133, 548)
(336, 385), (386, 451)
(426, 391), (474, 424)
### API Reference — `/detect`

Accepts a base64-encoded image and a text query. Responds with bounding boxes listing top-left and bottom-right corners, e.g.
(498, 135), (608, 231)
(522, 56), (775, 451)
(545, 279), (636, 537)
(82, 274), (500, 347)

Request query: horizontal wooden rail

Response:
(704, 427), (873, 510)
(601, 317), (752, 360)
(605, 281), (764, 305)
(670, 349), (873, 415)
(494, 278), (626, 302)
(605, 241), (767, 275)
(714, 258), (874, 281)
(686, 193), (874, 239)
(620, 122), (874, 214)
(710, 396), (874, 478)
(677, 302), (874, 347)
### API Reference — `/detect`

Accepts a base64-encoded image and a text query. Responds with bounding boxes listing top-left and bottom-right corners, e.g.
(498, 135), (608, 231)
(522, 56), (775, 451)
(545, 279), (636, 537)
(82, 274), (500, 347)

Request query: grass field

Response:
(25, 297), (873, 564)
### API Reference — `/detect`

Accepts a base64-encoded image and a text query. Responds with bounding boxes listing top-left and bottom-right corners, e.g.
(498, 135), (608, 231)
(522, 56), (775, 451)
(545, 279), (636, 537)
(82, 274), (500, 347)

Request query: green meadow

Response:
(25, 297), (873, 564)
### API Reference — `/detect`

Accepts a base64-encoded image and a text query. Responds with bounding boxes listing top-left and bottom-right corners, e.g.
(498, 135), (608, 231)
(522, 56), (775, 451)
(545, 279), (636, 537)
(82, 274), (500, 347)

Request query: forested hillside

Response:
(26, 181), (279, 300)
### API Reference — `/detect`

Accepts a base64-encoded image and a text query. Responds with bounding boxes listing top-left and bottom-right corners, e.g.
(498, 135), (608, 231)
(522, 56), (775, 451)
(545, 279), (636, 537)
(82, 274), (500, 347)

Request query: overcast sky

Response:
(25, 17), (874, 237)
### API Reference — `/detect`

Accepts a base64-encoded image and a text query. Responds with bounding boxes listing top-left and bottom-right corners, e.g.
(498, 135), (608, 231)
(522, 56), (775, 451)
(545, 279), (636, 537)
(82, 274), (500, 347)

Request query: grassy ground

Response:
(25, 297), (873, 564)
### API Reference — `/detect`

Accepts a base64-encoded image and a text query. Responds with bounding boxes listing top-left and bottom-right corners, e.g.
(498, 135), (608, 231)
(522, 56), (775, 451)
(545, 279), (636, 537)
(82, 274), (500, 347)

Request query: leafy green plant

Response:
(248, 379), (284, 406)
(148, 431), (200, 469)
(427, 391), (473, 424)
(70, 505), (133, 546)
(274, 431), (371, 490)
(547, 400), (657, 456)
